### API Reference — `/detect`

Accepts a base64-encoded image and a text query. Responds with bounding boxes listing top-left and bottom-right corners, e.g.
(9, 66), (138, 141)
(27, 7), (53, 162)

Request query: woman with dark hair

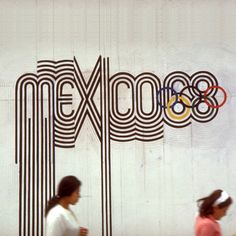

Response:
(46, 175), (88, 236)
(195, 189), (233, 236)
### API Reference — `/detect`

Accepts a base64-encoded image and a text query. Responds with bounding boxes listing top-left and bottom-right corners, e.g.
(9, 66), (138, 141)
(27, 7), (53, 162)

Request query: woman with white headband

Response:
(195, 189), (232, 236)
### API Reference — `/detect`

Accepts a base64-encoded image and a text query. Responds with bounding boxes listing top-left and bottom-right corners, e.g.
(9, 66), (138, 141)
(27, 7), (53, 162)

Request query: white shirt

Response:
(46, 204), (80, 236)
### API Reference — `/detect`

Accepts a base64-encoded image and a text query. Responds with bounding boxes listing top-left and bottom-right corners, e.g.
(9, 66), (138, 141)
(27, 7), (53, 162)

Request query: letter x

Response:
(73, 56), (102, 141)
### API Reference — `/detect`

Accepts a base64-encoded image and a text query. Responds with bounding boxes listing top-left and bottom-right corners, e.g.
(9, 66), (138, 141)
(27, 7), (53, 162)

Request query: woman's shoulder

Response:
(47, 205), (67, 219)
(195, 215), (221, 235)
(196, 216), (218, 227)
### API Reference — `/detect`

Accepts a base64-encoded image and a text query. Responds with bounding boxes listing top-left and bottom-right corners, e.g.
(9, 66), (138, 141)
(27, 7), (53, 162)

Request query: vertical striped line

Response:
(23, 94), (27, 236)
(32, 105), (36, 236)
(101, 57), (112, 236)
(28, 119), (31, 235)
(18, 86), (23, 236)
(100, 58), (104, 236)
(36, 86), (40, 236)
(40, 116), (44, 236)
(107, 58), (112, 236)
(45, 118), (48, 218)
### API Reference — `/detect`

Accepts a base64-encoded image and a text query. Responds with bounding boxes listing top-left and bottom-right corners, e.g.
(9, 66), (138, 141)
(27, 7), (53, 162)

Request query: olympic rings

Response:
(203, 86), (227, 108)
(179, 85), (203, 108)
(156, 87), (178, 109)
(167, 95), (191, 120)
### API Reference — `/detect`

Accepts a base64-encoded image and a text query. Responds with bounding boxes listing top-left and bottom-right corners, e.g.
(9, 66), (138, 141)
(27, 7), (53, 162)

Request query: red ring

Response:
(204, 85), (227, 108)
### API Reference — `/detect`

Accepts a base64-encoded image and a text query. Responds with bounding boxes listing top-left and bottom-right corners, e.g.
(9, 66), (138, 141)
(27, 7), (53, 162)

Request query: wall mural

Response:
(15, 56), (227, 236)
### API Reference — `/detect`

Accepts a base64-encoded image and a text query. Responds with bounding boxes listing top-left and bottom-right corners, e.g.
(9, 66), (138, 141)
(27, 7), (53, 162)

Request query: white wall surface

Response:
(1, 0), (236, 235)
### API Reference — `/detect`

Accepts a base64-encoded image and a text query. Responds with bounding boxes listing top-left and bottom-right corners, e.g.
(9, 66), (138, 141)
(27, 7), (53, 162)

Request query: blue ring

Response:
(156, 87), (178, 109)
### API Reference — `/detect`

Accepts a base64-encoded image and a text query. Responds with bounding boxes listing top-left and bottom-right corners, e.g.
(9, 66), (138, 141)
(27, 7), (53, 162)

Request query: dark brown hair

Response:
(197, 189), (232, 217)
(45, 175), (81, 216)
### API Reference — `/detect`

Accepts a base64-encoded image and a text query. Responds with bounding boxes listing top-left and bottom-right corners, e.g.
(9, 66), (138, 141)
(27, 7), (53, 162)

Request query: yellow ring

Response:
(167, 95), (190, 120)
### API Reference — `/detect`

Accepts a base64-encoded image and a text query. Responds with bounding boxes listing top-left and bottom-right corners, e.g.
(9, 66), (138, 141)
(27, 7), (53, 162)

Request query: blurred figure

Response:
(45, 175), (88, 236)
(195, 189), (232, 236)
